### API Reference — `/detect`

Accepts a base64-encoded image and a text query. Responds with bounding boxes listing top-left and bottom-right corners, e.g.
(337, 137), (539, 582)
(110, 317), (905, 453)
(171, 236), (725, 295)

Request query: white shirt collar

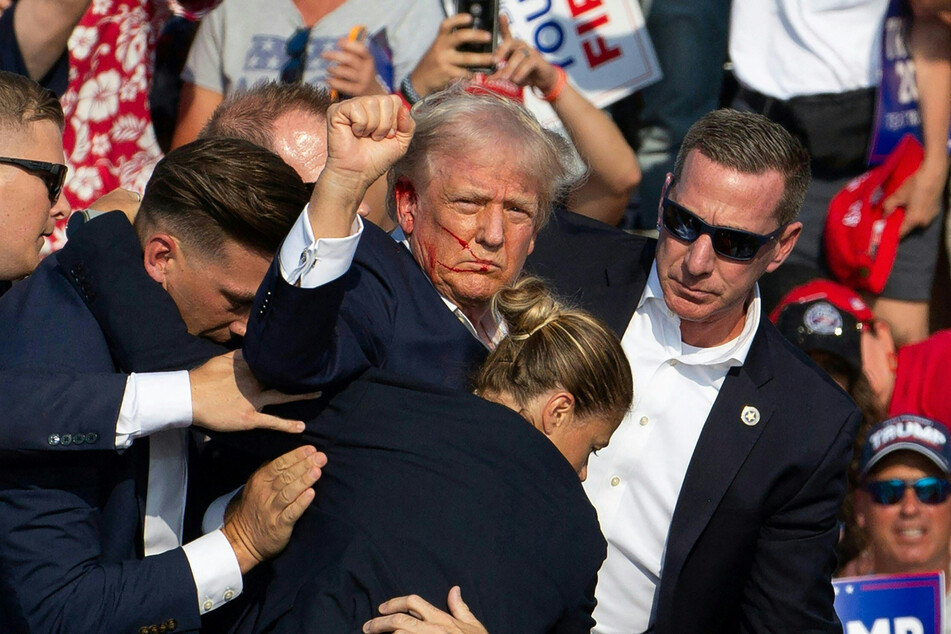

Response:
(640, 262), (761, 367)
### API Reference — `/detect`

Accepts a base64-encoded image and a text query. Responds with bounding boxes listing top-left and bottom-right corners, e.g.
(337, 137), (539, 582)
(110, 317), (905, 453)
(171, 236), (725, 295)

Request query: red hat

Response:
(768, 279), (874, 325)
(824, 134), (923, 294)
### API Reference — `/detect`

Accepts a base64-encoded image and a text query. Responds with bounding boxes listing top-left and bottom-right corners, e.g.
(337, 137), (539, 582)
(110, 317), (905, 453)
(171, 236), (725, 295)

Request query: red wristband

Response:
(537, 66), (567, 103)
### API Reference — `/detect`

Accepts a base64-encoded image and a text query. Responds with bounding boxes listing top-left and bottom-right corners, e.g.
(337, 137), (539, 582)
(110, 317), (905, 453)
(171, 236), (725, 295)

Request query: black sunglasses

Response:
(0, 156), (68, 204)
(661, 196), (786, 262)
(281, 26), (312, 84)
(863, 477), (951, 505)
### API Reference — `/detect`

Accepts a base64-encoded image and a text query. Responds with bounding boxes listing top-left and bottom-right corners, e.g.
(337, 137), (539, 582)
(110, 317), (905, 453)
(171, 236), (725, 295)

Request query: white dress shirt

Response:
(112, 351), (242, 613)
(584, 264), (762, 633)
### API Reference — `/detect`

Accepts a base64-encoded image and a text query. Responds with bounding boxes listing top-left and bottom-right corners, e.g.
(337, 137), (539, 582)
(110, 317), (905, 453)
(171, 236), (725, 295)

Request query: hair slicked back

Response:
(136, 137), (308, 257)
(672, 109), (811, 225)
(0, 71), (64, 134)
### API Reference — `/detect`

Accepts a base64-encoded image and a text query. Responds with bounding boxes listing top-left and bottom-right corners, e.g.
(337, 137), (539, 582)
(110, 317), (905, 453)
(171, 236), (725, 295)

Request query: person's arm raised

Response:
(306, 95), (414, 240)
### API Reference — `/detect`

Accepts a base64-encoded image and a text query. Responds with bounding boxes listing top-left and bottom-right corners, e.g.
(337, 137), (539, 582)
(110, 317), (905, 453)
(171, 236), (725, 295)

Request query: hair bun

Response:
(494, 276), (563, 340)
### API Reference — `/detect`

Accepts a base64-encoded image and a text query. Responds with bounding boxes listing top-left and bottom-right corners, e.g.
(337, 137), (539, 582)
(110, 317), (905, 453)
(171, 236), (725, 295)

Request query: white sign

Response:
(503, 0), (662, 126)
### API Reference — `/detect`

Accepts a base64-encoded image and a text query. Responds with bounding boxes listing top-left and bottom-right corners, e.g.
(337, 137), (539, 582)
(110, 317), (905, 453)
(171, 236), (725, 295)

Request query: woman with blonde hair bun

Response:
(229, 277), (632, 634)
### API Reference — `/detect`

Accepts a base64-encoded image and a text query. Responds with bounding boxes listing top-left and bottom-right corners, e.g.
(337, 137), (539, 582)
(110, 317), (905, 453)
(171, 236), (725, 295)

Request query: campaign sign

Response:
(503, 0), (661, 126)
(834, 572), (944, 634)
(869, 0), (951, 164)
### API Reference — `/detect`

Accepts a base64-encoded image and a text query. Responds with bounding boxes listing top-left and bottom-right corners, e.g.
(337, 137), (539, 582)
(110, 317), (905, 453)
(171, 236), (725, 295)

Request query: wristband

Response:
(535, 66), (567, 103)
(400, 75), (422, 106)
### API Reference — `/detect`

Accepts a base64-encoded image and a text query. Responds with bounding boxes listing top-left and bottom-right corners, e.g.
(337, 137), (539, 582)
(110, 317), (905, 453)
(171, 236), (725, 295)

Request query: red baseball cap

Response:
(824, 134), (923, 294)
(770, 279), (874, 372)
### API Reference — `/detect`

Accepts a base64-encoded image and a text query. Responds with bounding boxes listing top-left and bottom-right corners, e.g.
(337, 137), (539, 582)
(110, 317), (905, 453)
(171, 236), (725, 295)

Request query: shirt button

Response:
(669, 359), (678, 366)
(203, 599), (214, 612)
(223, 589), (235, 601)
(639, 416), (649, 426)
(610, 476), (621, 487)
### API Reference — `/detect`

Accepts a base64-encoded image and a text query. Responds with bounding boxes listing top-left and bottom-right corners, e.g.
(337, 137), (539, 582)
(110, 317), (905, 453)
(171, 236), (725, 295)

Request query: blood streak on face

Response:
(439, 225), (494, 271)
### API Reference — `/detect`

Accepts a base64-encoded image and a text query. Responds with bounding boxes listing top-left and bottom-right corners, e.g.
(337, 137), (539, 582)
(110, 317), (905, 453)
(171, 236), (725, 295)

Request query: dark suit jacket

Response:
(229, 370), (605, 634)
(244, 220), (488, 394)
(526, 210), (861, 633)
(0, 250), (204, 633)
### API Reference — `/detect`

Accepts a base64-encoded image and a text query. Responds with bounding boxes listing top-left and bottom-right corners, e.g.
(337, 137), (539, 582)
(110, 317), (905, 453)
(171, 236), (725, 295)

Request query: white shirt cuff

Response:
(278, 204), (363, 287)
(182, 529), (243, 614)
(115, 371), (193, 449)
(201, 486), (243, 534)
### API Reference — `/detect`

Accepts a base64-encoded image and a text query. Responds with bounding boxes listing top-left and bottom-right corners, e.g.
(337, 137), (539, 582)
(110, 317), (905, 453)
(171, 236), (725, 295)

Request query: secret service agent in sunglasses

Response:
(862, 476), (951, 505)
(661, 196), (787, 262)
(0, 156), (68, 204)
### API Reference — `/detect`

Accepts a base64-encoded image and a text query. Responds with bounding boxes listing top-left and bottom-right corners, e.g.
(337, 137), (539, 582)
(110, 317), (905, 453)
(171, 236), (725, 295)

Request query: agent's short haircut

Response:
(135, 137), (308, 258)
(387, 86), (584, 229)
(199, 81), (333, 150)
(672, 109), (811, 225)
(476, 276), (633, 422)
(0, 71), (64, 133)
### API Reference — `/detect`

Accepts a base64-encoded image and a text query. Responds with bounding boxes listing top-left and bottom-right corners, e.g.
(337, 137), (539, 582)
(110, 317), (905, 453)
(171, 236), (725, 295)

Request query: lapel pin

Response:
(741, 405), (760, 426)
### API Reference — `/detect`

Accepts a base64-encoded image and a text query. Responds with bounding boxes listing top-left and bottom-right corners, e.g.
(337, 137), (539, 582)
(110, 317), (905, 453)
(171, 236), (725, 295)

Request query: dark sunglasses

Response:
(661, 196), (786, 262)
(0, 156), (68, 204)
(863, 477), (951, 505)
(281, 26), (312, 84)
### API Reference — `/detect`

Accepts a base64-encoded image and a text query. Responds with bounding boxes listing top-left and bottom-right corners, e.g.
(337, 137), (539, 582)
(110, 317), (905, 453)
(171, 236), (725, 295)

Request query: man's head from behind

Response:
(389, 87), (581, 323)
(199, 81), (333, 183)
(0, 71), (70, 280)
(136, 137), (309, 344)
(855, 415), (951, 575)
(656, 109), (810, 347)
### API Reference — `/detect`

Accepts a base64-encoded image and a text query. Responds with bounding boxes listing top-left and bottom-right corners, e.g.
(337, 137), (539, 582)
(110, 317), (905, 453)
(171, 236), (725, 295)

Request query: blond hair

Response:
(475, 276), (633, 421)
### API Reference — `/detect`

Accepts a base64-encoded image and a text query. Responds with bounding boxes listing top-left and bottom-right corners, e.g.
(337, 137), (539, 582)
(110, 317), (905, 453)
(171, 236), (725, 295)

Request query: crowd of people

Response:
(1, 0), (951, 632)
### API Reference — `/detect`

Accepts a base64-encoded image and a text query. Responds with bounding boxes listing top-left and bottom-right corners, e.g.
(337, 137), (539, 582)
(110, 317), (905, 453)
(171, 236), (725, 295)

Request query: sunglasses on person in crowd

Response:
(661, 196), (786, 262)
(0, 157), (68, 204)
(863, 477), (951, 505)
(281, 26), (312, 84)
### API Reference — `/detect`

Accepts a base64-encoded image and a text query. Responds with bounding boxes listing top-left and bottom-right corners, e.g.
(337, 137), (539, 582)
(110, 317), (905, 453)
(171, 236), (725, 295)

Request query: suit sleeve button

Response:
(86, 432), (99, 443)
(165, 618), (177, 631)
(72, 433), (85, 444)
(60, 434), (71, 446)
(138, 627), (149, 634)
(48, 434), (61, 446)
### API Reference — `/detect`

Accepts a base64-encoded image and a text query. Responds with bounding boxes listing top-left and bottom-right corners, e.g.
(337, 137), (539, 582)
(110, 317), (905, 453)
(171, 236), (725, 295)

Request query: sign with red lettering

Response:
(503, 0), (661, 125)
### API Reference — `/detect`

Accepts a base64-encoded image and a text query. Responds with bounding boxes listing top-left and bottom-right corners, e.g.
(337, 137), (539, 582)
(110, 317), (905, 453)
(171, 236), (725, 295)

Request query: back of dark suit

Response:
(229, 370), (606, 634)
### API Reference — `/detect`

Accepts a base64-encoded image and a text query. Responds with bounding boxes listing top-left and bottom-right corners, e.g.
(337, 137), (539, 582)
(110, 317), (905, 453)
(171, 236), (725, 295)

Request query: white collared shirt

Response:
(585, 263), (762, 633)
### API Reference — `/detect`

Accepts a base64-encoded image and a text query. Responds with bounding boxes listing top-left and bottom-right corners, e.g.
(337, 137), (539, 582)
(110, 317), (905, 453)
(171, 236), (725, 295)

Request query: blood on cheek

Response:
(437, 224), (492, 271)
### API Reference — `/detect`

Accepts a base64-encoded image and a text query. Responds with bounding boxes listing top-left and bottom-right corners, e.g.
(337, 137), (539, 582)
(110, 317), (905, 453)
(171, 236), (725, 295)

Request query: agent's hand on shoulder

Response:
(363, 587), (489, 634)
(189, 350), (319, 434)
(222, 445), (327, 574)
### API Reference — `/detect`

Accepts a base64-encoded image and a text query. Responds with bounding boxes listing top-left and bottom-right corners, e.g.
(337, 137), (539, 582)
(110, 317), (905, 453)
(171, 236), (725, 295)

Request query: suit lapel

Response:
(655, 324), (775, 620)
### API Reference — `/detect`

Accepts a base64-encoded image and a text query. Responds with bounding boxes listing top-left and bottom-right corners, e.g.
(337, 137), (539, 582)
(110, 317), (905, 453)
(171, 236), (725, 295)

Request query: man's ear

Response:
(540, 390), (576, 436)
(765, 221), (802, 273)
(142, 233), (179, 287)
(394, 177), (418, 236)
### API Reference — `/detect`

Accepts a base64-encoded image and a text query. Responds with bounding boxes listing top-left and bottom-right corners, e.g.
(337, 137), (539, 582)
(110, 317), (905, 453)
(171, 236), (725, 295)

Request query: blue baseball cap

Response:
(860, 415), (951, 479)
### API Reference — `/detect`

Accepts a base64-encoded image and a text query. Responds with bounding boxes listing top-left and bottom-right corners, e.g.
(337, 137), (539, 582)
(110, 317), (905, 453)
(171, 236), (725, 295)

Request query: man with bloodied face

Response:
(243, 88), (580, 393)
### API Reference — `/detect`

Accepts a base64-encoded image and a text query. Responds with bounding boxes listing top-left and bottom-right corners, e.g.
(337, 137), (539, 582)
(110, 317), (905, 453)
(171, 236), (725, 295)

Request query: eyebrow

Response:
(221, 287), (257, 305)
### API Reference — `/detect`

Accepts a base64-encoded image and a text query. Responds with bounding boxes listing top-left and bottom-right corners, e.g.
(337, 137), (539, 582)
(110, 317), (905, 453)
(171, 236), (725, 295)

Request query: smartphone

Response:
(454, 0), (499, 69)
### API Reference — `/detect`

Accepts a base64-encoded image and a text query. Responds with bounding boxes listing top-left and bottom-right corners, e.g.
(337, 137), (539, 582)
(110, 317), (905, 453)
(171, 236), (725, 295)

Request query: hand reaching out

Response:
(407, 14), (495, 98)
(189, 350), (321, 435)
(363, 587), (489, 634)
(222, 445), (327, 574)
